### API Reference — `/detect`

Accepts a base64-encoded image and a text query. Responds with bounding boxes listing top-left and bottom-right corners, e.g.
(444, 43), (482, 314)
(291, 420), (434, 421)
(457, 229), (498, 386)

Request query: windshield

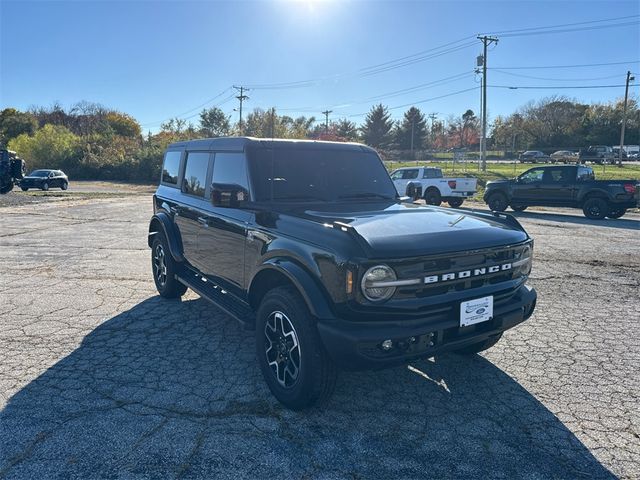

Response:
(248, 146), (397, 202)
(29, 170), (50, 177)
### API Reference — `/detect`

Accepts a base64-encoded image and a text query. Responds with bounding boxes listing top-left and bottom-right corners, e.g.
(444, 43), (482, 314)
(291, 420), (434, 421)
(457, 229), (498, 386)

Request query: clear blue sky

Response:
(1, 0), (639, 133)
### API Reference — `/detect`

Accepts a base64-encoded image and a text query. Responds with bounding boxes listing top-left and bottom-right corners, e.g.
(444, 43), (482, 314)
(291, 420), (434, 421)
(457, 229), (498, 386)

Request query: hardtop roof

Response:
(167, 136), (376, 154)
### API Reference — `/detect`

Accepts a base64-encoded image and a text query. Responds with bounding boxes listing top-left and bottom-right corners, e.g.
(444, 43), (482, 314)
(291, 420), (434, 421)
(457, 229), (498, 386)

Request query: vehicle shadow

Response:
(461, 205), (640, 231)
(1, 297), (615, 479)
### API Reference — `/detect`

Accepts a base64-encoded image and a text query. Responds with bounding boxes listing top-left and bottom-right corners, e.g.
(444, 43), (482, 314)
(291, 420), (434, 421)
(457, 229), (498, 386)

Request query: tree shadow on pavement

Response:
(1, 296), (615, 479)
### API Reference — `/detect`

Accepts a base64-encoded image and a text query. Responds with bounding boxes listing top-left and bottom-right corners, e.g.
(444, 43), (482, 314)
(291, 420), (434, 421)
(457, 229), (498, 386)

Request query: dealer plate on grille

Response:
(460, 296), (493, 327)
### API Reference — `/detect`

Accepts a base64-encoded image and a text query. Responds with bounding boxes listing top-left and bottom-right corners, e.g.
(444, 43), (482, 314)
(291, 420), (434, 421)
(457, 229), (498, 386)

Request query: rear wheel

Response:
(151, 234), (187, 298)
(21, 187), (28, 191)
(582, 198), (609, 220)
(424, 188), (442, 206)
(61, 181), (68, 190)
(454, 333), (502, 355)
(606, 208), (626, 219)
(447, 198), (464, 208)
(256, 286), (337, 410)
(511, 205), (527, 212)
(487, 192), (508, 212)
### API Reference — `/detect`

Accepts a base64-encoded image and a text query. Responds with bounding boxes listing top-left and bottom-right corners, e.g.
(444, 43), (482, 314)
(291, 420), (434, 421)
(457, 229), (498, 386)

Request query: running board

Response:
(176, 267), (256, 330)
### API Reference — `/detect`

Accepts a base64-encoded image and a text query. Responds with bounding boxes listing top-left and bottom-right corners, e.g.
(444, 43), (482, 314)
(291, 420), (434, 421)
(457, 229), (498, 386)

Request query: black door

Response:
(540, 167), (577, 205)
(174, 151), (211, 269)
(198, 152), (250, 297)
(513, 168), (546, 204)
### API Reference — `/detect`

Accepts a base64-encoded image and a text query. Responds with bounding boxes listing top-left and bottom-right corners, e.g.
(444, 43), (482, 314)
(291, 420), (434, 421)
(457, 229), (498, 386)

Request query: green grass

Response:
(385, 161), (640, 202)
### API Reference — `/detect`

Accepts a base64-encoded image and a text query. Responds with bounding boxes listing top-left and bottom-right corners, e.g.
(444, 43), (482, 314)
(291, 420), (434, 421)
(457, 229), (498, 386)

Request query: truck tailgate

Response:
(450, 177), (477, 192)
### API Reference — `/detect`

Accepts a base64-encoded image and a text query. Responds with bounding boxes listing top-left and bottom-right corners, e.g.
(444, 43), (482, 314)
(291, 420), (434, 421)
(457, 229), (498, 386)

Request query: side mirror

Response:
(211, 183), (249, 208)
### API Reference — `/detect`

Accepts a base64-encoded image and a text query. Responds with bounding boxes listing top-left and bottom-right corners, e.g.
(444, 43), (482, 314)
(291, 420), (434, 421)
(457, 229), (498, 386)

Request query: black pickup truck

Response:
(148, 137), (537, 409)
(484, 165), (639, 219)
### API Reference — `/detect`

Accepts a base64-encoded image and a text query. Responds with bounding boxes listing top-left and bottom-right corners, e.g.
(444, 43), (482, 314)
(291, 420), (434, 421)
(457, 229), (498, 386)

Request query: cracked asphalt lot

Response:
(1, 194), (639, 479)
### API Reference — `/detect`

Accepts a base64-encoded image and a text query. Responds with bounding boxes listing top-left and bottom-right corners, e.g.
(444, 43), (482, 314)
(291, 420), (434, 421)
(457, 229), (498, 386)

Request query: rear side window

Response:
(402, 169), (419, 179)
(212, 153), (248, 190)
(162, 151), (182, 185)
(182, 152), (210, 197)
(423, 169), (442, 179)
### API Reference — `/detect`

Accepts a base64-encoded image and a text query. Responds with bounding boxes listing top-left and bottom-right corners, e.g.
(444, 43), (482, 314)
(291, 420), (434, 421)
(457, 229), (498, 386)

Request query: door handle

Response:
(197, 217), (208, 227)
(169, 206), (178, 216)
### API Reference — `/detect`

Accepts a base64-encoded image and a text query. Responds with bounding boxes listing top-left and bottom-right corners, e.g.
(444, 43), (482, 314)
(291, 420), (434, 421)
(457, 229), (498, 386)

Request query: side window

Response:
(181, 152), (210, 197)
(577, 167), (593, 181)
(519, 168), (544, 184)
(212, 152), (249, 191)
(390, 170), (403, 180)
(402, 169), (419, 179)
(544, 168), (565, 183)
(423, 169), (443, 179)
(162, 151), (182, 185)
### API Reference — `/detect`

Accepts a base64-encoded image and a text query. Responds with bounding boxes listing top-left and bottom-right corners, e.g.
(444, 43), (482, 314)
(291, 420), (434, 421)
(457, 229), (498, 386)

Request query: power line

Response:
(490, 60), (640, 70)
(484, 14), (639, 36)
(141, 87), (233, 127)
(489, 83), (638, 89)
(491, 70), (625, 82)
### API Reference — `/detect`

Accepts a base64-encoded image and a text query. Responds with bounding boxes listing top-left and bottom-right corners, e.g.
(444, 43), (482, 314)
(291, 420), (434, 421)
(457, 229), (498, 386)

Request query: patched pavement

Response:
(1, 195), (639, 479)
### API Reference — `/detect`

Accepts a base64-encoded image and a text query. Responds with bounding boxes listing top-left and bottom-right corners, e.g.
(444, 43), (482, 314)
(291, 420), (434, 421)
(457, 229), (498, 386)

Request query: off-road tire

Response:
(487, 192), (508, 212)
(151, 234), (188, 298)
(606, 208), (626, 219)
(256, 286), (337, 410)
(582, 198), (609, 220)
(448, 198), (464, 208)
(511, 205), (527, 212)
(454, 333), (503, 355)
(424, 188), (442, 206)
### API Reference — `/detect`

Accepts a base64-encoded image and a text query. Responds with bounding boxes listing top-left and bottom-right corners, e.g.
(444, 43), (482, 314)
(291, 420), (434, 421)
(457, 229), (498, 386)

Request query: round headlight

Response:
(361, 265), (397, 302)
(518, 245), (533, 276)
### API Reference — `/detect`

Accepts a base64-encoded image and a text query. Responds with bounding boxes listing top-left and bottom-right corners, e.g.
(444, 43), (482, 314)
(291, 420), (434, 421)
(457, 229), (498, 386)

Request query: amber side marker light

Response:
(346, 270), (354, 294)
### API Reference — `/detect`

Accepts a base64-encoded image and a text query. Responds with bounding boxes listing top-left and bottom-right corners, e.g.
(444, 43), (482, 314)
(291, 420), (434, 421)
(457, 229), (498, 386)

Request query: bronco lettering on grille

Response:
(424, 263), (512, 284)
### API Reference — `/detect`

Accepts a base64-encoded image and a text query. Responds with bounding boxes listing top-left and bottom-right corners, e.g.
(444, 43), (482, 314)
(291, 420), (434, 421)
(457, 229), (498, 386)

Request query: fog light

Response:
(381, 339), (393, 351)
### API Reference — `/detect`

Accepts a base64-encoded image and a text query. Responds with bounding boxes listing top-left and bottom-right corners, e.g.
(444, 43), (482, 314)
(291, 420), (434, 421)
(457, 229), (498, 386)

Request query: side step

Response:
(176, 267), (256, 330)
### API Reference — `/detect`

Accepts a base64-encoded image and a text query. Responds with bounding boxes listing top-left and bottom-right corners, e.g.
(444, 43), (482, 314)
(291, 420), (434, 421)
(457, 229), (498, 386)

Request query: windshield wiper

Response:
(273, 194), (328, 202)
(338, 192), (395, 200)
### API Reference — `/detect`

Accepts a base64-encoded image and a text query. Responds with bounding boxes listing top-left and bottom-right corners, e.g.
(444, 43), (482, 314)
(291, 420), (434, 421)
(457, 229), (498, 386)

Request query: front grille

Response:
(389, 243), (530, 300)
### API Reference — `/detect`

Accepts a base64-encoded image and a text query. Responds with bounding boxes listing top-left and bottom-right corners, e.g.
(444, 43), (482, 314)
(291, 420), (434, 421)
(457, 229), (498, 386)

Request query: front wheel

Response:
(487, 192), (508, 212)
(582, 198), (609, 220)
(606, 208), (626, 219)
(447, 198), (464, 208)
(511, 205), (527, 212)
(454, 333), (502, 355)
(151, 234), (188, 298)
(41, 182), (49, 191)
(256, 286), (337, 410)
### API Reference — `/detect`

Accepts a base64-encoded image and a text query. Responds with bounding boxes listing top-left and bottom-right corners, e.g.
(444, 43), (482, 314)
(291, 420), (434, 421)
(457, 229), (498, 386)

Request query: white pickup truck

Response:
(390, 166), (477, 207)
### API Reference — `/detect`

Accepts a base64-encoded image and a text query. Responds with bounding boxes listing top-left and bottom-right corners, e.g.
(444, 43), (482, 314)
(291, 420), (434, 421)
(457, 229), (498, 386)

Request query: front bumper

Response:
(317, 284), (537, 370)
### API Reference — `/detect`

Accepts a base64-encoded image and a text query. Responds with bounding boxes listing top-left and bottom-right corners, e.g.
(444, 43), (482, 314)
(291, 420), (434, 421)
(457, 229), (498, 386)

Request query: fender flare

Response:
(250, 258), (336, 320)
(148, 212), (185, 263)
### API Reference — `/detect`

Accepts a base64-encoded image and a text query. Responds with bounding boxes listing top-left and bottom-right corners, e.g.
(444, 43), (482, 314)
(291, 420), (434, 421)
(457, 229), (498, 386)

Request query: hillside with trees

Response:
(1, 96), (637, 182)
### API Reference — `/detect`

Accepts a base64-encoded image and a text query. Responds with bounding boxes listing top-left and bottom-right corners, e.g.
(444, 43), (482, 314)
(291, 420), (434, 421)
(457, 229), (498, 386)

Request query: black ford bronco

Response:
(148, 138), (537, 409)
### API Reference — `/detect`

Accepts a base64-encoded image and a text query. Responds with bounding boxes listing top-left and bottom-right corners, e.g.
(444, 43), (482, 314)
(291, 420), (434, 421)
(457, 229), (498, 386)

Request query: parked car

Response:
(578, 146), (615, 165)
(484, 165), (639, 219)
(519, 151), (549, 163)
(20, 169), (68, 191)
(550, 150), (577, 164)
(148, 137), (537, 409)
(389, 166), (477, 207)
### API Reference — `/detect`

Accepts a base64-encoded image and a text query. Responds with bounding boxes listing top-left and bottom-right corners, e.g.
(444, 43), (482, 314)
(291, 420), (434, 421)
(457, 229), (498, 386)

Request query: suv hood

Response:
(285, 201), (529, 258)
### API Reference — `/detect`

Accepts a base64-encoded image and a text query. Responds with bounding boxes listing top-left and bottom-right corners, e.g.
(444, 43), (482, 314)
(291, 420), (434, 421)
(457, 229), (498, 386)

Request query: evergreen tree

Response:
(394, 107), (427, 150)
(360, 104), (394, 148)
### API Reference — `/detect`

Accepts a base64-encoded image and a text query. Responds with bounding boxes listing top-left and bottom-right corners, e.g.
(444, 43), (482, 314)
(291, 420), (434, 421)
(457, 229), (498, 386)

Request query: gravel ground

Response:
(0, 194), (638, 479)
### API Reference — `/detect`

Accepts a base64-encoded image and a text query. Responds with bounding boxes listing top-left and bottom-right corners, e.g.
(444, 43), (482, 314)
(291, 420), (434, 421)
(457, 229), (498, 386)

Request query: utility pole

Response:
(477, 35), (498, 172)
(270, 107), (276, 138)
(233, 86), (249, 135)
(618, 70), (635, 167)
(321, 110), (332, 134)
